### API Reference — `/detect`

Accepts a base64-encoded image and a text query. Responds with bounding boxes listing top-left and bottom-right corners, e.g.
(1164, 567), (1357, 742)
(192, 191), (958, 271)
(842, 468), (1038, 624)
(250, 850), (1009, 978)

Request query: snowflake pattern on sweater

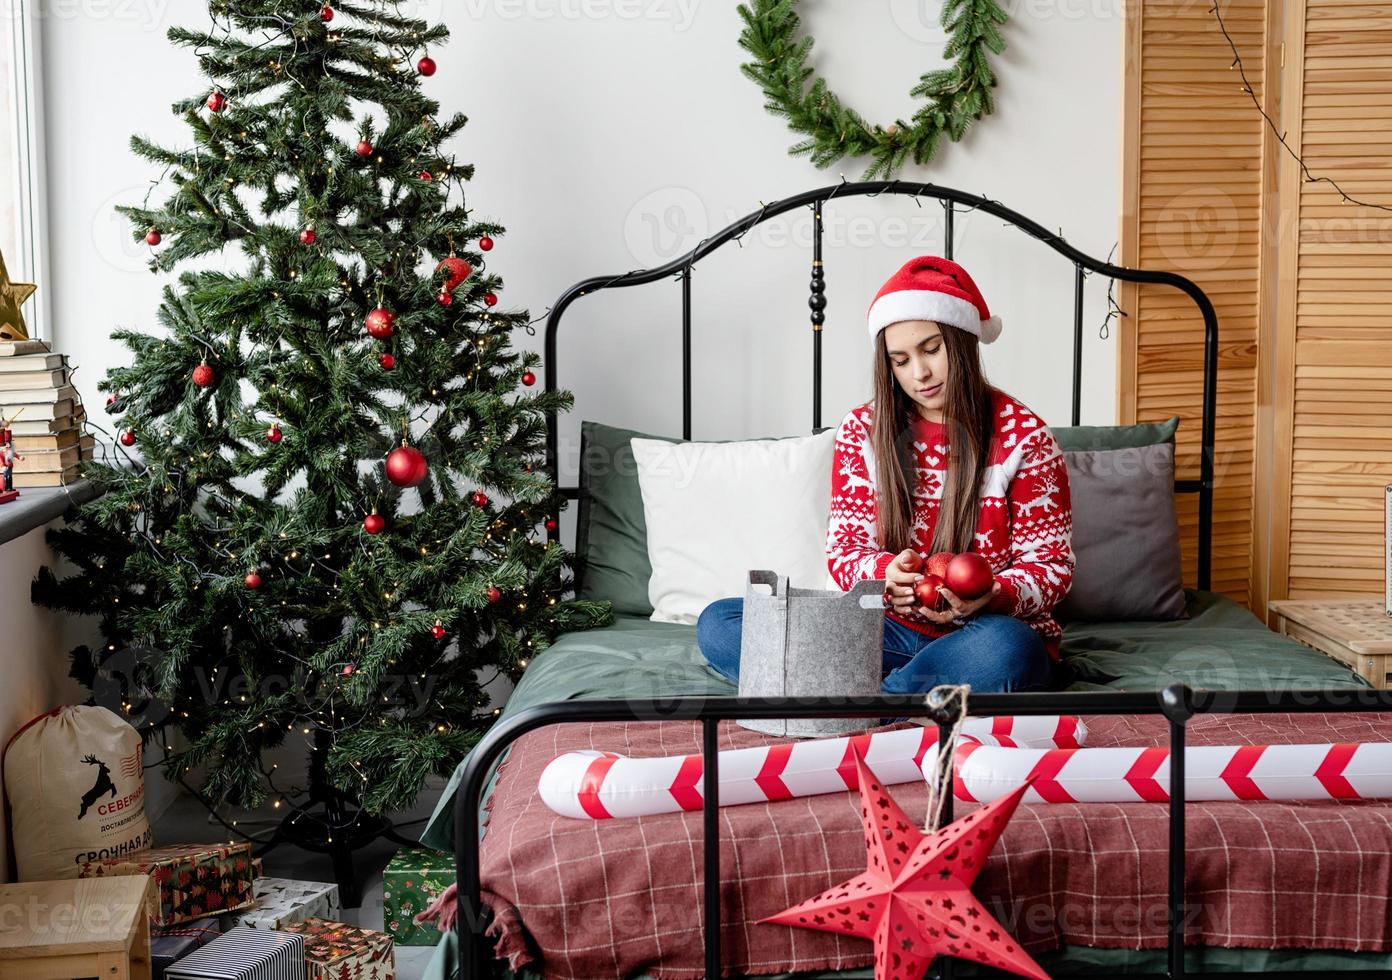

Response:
(825, 389), (1075, 660)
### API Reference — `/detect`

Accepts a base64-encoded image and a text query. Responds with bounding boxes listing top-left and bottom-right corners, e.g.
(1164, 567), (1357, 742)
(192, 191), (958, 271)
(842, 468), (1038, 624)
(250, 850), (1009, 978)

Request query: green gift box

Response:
(381, 848), (454, 946)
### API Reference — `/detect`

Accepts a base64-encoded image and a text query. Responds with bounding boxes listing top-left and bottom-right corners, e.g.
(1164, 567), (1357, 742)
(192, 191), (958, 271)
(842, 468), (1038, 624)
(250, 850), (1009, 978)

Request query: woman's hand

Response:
(882, 549), (924, 615)
(922, 581), (1001, 623)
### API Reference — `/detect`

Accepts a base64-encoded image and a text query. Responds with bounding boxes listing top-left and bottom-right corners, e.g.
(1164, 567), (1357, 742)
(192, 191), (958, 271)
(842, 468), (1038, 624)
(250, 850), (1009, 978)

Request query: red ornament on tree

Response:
(299, 227), (317, 245)
(431, 619), (447, 640)
(761, 751), (1049, 980)
(478, 235), (494, 252)
(544, 518), (558, 532)
(105, 393), (119, 408)
(436, 290), (453, 307)
(486, 586), (501, 604)
(419, 171), (433, 182)
(244, 571), (263, 589)
(192, 363), (215, 388)
(119, 430), (136, 447)
(483, 292), (498, 307)
(436, 257), (472, 292)
(266, 425), (283, 444)
(206, 90), (227, 113)
(341, 663), (356, 676)
(319, 4), (334, 21)
(417, 56), (437, 76)
(145, 228), (162, 247)
(471, 490), (489, 508)
(365, 307), (395, 339)
(356, 139), (374, 158)
(521, 371), (536, 387)
(385, 445), (428, 487)
(363, 513), (386, 535)
(379, 353), (396, 371)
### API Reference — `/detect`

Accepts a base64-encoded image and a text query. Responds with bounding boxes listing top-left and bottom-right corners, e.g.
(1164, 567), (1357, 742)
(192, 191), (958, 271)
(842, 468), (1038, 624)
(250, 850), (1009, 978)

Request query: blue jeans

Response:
(695, 597), (1051, 695)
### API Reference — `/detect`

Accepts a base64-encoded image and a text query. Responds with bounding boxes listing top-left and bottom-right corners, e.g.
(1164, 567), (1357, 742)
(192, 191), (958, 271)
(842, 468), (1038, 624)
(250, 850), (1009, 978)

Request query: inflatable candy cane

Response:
(941, 741), (1392, 804)
(538, 715), (1087, 820)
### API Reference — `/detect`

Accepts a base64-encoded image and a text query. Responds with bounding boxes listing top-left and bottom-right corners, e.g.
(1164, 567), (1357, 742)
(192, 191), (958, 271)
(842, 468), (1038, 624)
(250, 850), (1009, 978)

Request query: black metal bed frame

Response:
(452, 182), (1383, 979)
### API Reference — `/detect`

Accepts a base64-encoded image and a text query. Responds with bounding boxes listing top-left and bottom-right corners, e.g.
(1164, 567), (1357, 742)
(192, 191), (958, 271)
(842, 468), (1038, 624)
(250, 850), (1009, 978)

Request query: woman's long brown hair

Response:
(869, 322), (996, 556)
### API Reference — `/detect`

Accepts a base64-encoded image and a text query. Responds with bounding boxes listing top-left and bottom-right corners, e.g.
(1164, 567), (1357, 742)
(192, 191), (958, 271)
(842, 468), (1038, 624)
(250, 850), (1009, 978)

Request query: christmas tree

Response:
(32, 0), (611, 818)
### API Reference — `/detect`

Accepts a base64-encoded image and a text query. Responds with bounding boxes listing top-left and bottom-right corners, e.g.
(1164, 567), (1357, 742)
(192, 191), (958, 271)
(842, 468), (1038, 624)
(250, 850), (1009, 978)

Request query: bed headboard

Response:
(540, 180), (1219, 591)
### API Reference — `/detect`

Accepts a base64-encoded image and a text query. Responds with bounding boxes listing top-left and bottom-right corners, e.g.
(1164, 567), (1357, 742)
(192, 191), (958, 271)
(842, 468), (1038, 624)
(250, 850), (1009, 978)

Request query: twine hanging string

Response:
(921, 683), (971, 833)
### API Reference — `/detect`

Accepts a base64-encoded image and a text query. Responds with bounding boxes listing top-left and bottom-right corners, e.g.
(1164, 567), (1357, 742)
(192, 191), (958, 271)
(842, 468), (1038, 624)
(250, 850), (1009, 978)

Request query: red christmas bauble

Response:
(486, 586), (501, 604)
(436, 257), (472, 291)
(913, 574), (948, 611)
(365, 307), (395, 339)
(145, 228), (162, 247)
(436, 290), (452, 307)
(478, 235), (494, 252)
(379, 353), (396, 370)
(266, 425), (283, 443)
(299, 227), (316, 245)
(356, 139), (374, 158)
(544, 518), (558, 532)
(319, 4), (334, 21)
(418, 56), (437, 76)
(244, 571), (262, 589)
(483, 292), (498, 307)
(431, 621), (447, 640)
(925, 550), (955, 580)
(944, 552), (994, 600)
(342, 663), (355, 676)
(206, 90), (227, 113)
(471, 490), (489, 508)
(419, 171), (433, 182)
(119, 430), (136, 447)
(521, 371), (536, 387)
(192, 363), (215, 388)
(363, 513), (386, 535)
(385, 445), (428, 487)
(105, 393), (119, 408)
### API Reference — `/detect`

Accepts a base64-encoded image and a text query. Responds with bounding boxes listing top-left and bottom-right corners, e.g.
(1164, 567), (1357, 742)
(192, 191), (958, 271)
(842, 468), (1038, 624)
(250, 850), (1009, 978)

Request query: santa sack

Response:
(4, 705), (152, 881)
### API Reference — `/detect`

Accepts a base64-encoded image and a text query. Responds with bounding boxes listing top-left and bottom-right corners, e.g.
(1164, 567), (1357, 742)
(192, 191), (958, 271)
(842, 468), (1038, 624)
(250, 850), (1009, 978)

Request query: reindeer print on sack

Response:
(79, 755), (117, 820)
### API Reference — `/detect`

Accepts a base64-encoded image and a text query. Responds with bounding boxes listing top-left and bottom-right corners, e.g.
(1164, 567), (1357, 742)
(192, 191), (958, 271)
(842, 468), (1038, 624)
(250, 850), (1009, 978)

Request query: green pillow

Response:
(1053, 416), (1179, 452)
(574, 421), (831, 616)
(574, 421), (672, 617)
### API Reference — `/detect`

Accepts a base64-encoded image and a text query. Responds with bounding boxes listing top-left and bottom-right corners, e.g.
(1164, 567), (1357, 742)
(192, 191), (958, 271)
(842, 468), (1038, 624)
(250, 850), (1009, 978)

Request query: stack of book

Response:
(0, 338), (94, 488)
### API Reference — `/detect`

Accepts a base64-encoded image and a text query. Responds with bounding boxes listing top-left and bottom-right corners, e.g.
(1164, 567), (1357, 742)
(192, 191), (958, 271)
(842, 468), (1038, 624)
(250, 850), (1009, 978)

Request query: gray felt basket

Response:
(736, 569), (886, 737)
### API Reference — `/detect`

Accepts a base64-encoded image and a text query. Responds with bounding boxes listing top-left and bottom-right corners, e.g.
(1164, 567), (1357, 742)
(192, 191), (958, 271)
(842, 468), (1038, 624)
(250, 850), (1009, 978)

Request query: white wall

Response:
(39, 0), (1123, 516)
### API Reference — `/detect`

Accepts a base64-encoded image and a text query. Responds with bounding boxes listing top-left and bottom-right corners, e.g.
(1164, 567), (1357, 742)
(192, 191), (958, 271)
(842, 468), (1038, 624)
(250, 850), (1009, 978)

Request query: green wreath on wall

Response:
(737, 0), (1010, 180)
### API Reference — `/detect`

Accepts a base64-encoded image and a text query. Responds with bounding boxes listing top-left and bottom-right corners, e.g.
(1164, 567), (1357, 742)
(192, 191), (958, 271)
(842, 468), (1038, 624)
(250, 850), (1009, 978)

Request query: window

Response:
(2, 1), (49, 340)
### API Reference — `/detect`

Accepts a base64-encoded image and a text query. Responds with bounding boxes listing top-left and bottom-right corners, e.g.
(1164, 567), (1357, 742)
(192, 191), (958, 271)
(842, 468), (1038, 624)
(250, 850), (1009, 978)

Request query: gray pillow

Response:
(1054, 440), (1187, 622)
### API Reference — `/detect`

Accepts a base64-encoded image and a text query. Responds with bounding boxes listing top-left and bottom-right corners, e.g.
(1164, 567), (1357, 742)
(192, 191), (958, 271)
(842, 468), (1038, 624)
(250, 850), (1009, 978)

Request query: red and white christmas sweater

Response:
(826, 388), (1075, 661)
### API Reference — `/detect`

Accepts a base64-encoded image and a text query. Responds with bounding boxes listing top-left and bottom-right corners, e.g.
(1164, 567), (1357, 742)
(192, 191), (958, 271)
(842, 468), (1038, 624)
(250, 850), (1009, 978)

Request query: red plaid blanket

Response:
(477, 712), (1392, 978)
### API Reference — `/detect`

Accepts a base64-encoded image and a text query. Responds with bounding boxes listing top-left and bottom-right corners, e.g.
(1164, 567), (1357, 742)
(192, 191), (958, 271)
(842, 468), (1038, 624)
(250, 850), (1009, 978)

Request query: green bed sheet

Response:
(419, 589), (1382, 978)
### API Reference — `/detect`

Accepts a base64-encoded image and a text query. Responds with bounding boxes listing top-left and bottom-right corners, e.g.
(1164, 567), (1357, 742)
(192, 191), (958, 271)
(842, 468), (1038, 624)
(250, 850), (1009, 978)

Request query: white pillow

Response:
(631, 430), (838, 624)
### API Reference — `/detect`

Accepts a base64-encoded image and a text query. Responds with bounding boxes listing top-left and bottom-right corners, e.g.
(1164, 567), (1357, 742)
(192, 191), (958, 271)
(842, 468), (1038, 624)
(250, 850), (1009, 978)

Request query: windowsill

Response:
(0, 479), (98, 547)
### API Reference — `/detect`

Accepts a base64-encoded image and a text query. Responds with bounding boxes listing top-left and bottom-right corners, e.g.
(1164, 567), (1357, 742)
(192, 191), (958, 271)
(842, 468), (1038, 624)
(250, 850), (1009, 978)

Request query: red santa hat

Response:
(866, 255), (1002, 344)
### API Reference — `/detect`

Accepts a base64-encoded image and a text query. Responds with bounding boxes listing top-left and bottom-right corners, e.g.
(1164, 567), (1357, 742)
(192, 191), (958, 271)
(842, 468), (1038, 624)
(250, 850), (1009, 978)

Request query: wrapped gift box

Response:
(381, 848), (454, 946)
(221, 876), (341, 931)
(165, 925), (304, 980)
(279, 917), (394, 980)
(152, 917), (221, 980)
(78, 842), (256, 926)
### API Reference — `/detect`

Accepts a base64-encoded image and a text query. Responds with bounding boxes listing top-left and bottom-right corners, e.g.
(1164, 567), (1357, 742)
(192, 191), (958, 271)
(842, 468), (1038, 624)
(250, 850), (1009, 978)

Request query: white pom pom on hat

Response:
(866, 255), (1002, 344)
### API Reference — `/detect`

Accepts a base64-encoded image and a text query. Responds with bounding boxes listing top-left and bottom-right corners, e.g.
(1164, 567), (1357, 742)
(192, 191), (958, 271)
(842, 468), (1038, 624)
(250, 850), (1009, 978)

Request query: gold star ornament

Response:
(0, 249), (37, 341)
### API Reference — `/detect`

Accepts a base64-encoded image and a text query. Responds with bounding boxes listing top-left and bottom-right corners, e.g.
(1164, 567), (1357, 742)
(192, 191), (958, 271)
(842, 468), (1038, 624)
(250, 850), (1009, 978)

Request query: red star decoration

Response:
(760, 750), (1049, 980)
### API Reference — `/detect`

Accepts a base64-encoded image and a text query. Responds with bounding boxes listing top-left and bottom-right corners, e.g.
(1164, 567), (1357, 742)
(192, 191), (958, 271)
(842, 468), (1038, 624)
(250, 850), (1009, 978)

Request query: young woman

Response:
(697, 255), (1075, 695)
